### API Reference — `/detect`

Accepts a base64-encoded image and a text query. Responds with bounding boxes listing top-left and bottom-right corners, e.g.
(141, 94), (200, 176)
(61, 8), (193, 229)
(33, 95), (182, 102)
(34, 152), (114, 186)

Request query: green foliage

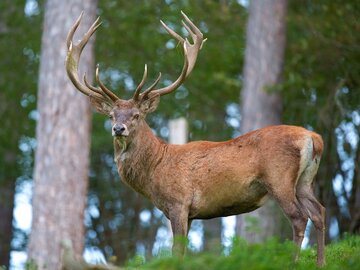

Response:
(126, 254), (146, 268)
(53, 236), (360, 270)
(0, 0), (42, 179)
(3, 0), (359, 265)
(0, 0), (43, 263)
(24, 259), (38, 270)
(296, 236), (360, 270)
(243, 215), (262, 235)
(283, 0), (360, 127)
(128, 236), (360, 270)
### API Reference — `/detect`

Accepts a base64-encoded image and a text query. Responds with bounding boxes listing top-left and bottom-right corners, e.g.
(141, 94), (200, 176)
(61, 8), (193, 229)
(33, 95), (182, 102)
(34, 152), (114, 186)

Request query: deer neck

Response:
(114, 120), (164, 197)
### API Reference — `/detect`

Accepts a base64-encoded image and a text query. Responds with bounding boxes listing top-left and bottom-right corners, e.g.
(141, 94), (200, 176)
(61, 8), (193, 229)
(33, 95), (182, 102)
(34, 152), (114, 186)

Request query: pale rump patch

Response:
(298, 137), (313, 175)
(297, 136), (321, 187)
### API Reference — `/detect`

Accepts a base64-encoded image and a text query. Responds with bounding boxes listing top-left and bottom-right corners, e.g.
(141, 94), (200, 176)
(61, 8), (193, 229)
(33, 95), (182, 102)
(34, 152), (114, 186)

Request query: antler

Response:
(134, 11), (205, 101)
(65, 12), (120, 102)
(66, 12), (205, 105)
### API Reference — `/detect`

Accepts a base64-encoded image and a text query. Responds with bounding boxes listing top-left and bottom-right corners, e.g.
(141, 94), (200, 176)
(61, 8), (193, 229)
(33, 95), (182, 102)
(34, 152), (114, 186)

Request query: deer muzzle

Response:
(112, 124), (129, 137)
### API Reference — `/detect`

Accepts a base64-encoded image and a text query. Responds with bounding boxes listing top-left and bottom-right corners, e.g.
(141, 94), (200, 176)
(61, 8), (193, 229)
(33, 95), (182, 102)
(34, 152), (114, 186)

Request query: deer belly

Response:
(189, 179), (269, 219)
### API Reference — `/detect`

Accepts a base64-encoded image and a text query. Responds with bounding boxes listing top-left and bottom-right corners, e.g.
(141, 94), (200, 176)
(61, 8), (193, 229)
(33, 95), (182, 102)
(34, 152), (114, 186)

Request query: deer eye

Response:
(109, 115), (113, 120)
(133, 113), (140, 120)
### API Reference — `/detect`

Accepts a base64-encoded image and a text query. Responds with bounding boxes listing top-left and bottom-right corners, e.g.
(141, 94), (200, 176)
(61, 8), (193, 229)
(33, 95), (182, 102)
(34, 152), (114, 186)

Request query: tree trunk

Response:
(0, 173), (15, 267)
(28, 1), (98, 269)
(349, 133), (360, 233)
(203, 218), (222, 252)
(236, 0), (288, 242)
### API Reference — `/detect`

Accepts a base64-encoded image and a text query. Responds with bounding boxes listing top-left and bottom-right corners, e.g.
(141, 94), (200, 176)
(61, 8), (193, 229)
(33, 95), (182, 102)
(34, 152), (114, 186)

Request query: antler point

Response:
(77, 11), (84, 24)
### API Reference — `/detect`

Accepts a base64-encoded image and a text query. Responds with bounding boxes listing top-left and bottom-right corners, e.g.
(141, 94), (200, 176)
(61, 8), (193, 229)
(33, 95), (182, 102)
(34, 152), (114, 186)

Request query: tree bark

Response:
(203, 218), (222, 252)
(0, 174), (15, 267)
(236, 0), (288, 242)
(350, 133), (360, 233)
(28, 1), (98, 269)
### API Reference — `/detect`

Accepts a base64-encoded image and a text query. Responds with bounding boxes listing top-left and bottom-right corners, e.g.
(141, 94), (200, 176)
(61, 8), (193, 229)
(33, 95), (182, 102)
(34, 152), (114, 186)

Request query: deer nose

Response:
(113, 124), (126, 136)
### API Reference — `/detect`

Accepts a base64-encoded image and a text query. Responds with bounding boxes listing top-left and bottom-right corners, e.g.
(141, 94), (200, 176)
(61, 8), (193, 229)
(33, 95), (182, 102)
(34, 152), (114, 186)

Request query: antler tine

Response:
(83, 73), (105, 95)
(181, 11), (203, 41)
(147, 12), (203, 97)
(133, 64), (148, 101)
(66, 11), (83, 49)
(78, 16), (102, 52)
(181, 11), (206, 77)
(65, 13), (107, 100)
(140, 72), (162, 100)
(150, 44), (189, 97)
(95, 65), (120, 102)
(160, 20), (185, 44)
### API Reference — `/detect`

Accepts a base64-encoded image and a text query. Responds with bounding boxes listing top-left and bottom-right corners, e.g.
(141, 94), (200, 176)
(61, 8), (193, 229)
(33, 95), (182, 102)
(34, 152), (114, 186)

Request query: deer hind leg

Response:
(297, 185), (326, 266)
(296, 158), (326, 267)
(271, 189), (308, 260)
(266, 169), (308, 260)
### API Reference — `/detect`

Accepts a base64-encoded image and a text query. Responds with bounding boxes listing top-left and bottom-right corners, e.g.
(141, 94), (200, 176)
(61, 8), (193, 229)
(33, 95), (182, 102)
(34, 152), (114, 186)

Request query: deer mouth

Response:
(113, 132), (129, 138)
(114, 134), (128, 138)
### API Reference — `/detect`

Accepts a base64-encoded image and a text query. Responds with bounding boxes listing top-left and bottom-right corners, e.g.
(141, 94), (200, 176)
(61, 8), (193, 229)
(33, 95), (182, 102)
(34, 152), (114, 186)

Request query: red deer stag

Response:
(65, 12), (325, 266)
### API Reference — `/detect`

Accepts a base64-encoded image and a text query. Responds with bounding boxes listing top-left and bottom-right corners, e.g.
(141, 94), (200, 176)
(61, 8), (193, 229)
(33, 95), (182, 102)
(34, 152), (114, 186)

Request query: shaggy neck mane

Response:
(115, 120), (165, 198)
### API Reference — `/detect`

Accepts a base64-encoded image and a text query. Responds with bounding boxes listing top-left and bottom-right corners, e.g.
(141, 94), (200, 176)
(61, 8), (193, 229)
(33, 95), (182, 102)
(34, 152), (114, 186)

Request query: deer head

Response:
(65, 12), (205, 141)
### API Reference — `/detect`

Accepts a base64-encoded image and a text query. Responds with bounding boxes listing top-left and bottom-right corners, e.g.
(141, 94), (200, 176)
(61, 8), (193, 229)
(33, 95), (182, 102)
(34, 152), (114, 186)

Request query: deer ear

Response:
(139, 94), (160, 114)
(90, 97), (113, 115)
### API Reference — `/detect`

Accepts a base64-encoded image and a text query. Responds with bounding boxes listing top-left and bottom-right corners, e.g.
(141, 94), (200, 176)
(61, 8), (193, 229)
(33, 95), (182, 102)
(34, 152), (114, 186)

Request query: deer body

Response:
(66, 12), (326, 266)
(114, 122), (322, 221)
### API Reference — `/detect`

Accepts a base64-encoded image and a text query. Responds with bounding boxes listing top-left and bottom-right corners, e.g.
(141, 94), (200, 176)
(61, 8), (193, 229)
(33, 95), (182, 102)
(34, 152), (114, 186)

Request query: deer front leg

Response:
(169, 207), (190, 256)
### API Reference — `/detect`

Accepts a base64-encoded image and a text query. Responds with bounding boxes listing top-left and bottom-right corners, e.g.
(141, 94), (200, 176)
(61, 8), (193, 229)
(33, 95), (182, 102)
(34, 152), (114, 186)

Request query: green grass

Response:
(23, 235), (359, 269)
(125, 235), (360, 270)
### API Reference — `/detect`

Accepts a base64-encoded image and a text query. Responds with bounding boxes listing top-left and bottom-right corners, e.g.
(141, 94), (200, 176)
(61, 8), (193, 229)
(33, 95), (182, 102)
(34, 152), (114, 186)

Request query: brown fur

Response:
(113, 116), (326, 265)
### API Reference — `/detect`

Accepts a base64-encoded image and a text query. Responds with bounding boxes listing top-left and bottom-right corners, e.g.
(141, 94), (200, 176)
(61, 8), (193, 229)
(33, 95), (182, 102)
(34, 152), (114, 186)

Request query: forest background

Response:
(0, 0), (359, 269)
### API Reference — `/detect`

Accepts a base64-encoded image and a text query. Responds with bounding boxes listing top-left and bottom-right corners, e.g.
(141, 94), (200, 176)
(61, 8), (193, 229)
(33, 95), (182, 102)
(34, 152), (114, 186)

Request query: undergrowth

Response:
(125, 235), (360, 270)
(17, 235), (360, 269)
